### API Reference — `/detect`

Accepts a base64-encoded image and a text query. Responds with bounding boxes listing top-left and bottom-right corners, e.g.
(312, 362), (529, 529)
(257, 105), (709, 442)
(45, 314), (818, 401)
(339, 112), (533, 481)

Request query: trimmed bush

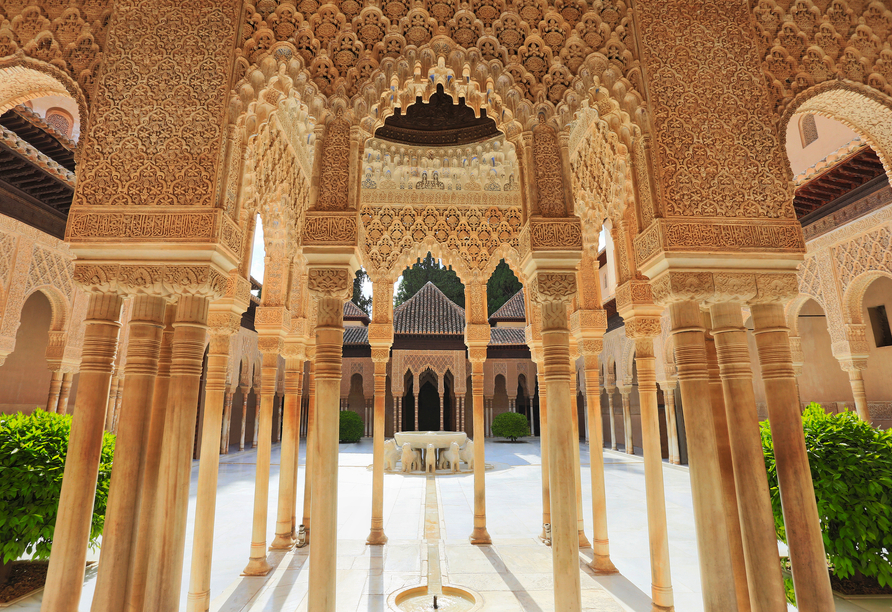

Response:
(761, 403), (892, 590)
(339, 410), (364, 443)
(0, 410), (115, 573)
(491, 412), (530, 442)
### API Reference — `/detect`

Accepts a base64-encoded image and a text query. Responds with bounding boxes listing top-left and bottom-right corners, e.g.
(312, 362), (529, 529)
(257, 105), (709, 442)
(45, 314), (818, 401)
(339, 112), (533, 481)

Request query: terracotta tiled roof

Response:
(488, 290), (525, 323)
(393, 282), (465, 334)
(344, 300), (370, 323)
(343, 326), (369, 345)
(489, 327), (526, 346)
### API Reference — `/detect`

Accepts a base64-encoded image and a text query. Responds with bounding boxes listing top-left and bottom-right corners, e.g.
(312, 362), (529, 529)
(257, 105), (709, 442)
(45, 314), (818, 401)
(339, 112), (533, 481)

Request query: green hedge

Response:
(491, 412), (530, 442)
(339, 410), (364, 443)
(761, 403), (892, 588)
(0, 409), (115, 564)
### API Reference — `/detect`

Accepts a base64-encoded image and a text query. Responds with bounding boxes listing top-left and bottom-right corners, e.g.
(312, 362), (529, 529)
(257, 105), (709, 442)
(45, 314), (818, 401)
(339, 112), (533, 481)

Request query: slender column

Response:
(668, 300), (738, 610)
(537, 284), (581, 612)
(538, 379), (551, 541)
(659, 382), (681, 465)
(244, 348), (280, 574)
(631, 335), (675, 612)
(272, 354), (304, 550)
(127, 302), (175, 612)
(414, 392), (419, 430)
(187, 324), (237, 609)
(301, 359), (316, 538)
(469, 356), (491, 544)
(606, 387), (617, 450)
(238, 387), (249, 451)
(46, 370), (63, 412)
(620, 388), (633, 454)
(839, 359), (870, 422)
(367, 352), (389, 545)
(41, 293), (123, 612)
(582, 357), (616, 573)
(308, 289), (348, 612)
(291, 365), (305, 536)
(394, 396), (400, 433)
(365, 398), (372, 437)
(439, 391), (444, 430)
(58, 371), (75, 414)
(273, 391), (283, 443)
(569, 389), (590, 548)
(220, 391), (234, 454)
(750, 301), (834, 610)
(104, 375), (120, 430)
(704, 323), (750, 612)
(113, 384), (124, 432)
(508, 397), (515, 412)
(710, 302), (788, 612)
(92, 294), (166, 612)
(143, 295), (210, 612)
(252, 394), (261, 448)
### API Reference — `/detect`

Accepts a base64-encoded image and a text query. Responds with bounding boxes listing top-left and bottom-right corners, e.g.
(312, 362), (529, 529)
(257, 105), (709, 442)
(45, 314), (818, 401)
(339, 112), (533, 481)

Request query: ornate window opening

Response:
(868, 305), (892, 348)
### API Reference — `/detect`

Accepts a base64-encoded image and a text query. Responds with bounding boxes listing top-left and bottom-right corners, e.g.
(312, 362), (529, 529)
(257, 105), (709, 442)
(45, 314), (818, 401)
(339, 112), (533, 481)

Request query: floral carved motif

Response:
(307, 268), (351, 299)
(533, 122), (565, 217)
(316, 117), (351, 210)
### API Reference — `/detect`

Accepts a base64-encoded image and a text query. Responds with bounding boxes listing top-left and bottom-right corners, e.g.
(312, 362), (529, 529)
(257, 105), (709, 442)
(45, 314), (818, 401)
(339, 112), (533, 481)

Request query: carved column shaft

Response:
(239, 387), (249, 452)
(272, 355), (305, 550)
(605, 388), (617, 450)
(220, 391), (234, 454)
(582, 359), (615, 573)
(127, 303), (175, 611)
(308, 292), (347, 612)
(144, 296), (210, 612)
(839, 360), (871, 422)
(537, 378), (551, 540)
(46, 370), (63, 413)
(703, 324), (749, 612)
(667, 300), (739, 610)
(187, 325), (236, 610)
(710, 302), (788, 612)
(104, 375), (120, 431)
(367, 354), (389, 545)
(92, 294), (166, 612)
(660, 383), (680, 465)
(569, 382), (590, 548)
(750, 302), (834, 609)
(469, 357), (491, 544)
(291, 365), (305, 536)
(302, 359), (316, 535)
(244, 347), (280, 575)
(58, 371), (74, 415)
(42, 293), (123, 612)
(620, 389), (633, 454)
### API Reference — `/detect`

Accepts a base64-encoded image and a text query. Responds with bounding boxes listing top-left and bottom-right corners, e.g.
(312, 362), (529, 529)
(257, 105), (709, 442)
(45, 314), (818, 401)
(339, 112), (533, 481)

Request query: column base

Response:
(651, 605), (674, 612)
(185, 590), (210, 612)
(589, 554), (618, 575)
(578, 530), (591, 548)
(469, 528), (492, 545)
(270, 533), (295, 550)
(611, 445), (617, 451)
(242, 556), (273, 576)
(366, 529), (388, 546)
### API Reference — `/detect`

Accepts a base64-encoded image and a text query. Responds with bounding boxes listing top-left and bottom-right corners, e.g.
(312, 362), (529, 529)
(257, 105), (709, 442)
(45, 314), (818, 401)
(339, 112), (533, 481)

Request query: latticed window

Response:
(45, 110), (72, 138)
(800, 113), (819, 147)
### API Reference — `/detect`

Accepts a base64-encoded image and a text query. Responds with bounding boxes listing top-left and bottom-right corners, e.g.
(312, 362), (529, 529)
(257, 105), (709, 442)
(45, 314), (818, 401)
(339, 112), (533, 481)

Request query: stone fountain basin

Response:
(394, 431), (468, 449)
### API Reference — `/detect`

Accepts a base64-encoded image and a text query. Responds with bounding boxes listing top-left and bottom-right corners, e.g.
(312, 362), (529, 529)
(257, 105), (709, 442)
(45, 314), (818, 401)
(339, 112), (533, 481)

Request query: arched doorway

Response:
(418, 381), (440, 431)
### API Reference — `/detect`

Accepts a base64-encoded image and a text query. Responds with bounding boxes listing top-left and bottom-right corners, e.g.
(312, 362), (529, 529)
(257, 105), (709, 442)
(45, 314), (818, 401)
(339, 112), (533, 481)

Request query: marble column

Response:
(620, 388), (633, 454)
(394, 396), (401, 433)
(439, 390), (444, 430)
(365, 397), (373, 436)
(659, 381), (681, 465)
(46, 370), (63, 412)
(143, 296), (210, 612)
(57, 371), (75, 415)
(301, 357), (316, 539)
(537, 378), (551, 541)
(508, 396), (516, 412)
(469, 356), (491, 544)
(569, 387), (590, 548)
(272, 353), (305, 550)
(710, 302), (788, 612)
(631, 334), (675, 612)
(537, 283), (582, 612)
(414, 392), (419, 430)
(308, 288), (348, 612)
(92, 294), (166, 612)
(252, 394), (261, 448)
(750, 300), (834, 609)
(238, 386), (249, 451)
(668, 300), (738, 610)
(367, 353), (389, 545)
(244, 348), (280, 575)
(582, 357), (616, 573)
(291, 364), (305, 537)
(112, 383), (124, 431)
(187, 323), (237, 610)
(704, 321), (750, 612)
(41, 293), (123, 612)
(839, 358), (871, 422)
(104, 375), (119, 431)
(220, 390), (234, 454)
(605, 387), (617, 450)
(127, 302), (175, 612)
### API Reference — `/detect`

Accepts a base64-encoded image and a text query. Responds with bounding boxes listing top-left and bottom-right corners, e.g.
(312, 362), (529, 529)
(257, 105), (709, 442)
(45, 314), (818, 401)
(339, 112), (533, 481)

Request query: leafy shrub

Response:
(761, 403), (892, 589)
(491, 412), (530, 442)
(339, 410), (364, 443)
(0, 409), (115, 565)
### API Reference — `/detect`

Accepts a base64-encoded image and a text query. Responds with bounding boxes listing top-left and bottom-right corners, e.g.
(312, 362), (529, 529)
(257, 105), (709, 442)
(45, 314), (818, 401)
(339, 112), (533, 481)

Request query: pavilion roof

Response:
(488, 290), (525, 323)
(393, 282), (465, 335)
(489, 327), (526, 346)
(343, 300), (370, 324)
(343, 326), (369, 345)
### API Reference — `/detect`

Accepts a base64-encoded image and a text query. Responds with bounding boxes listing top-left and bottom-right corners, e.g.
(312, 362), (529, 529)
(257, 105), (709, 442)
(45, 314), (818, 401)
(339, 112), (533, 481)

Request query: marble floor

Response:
(13, 437), (861, 611)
